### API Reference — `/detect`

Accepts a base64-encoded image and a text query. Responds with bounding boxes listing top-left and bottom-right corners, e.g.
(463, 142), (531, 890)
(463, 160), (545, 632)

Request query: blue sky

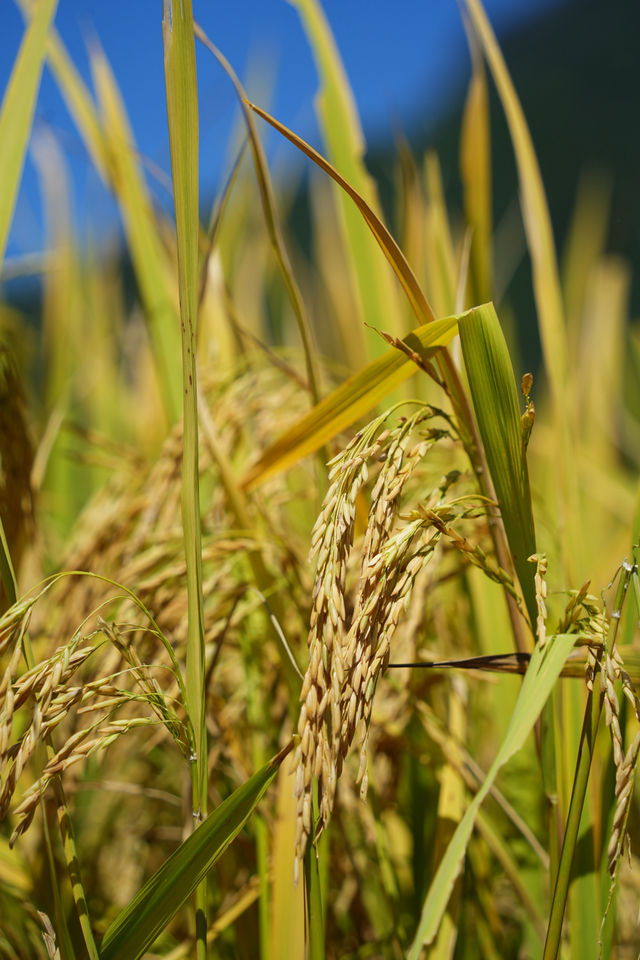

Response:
(1, 0), (568, 264)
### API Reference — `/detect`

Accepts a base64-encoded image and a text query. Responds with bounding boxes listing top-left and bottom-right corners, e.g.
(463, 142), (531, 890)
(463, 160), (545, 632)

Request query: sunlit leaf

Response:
(459, 303), (537, 626)
(241, 314), (459, 490)
(247, 100), (436, 329)
(0, 0), (58, 269)
(289, 0), (403, 354)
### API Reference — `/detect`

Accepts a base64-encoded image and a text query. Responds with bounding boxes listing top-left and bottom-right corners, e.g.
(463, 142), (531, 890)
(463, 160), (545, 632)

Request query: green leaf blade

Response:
(459, 303), (537, 626)
(0, 0), (58, 269)
(408, 634), (576, 957)
(99, 744), (292, 960)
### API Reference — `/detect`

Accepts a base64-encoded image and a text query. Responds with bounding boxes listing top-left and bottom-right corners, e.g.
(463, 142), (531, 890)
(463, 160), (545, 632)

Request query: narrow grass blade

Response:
(241, 314), (459, 490)
(288, 0), (402, 352)
(247, 100), (436, 328)
(270, 762), (305, 960)
(99, 743), (293, 960)
(163, 4), (208, 954)
(475, 807), (546, 942)
(195, 26), (322, 405)
(162, 0), (203, 758)
(429, 681), (467, 959)
(0, 0), (58, 269)
(458, 303), (536, 627)
(407, 633), (576, 957)
(238, 613), (271, 959)
(423, 152), (457, 317)
(15, 0), (108, 179)
(0, 518), (18, 609)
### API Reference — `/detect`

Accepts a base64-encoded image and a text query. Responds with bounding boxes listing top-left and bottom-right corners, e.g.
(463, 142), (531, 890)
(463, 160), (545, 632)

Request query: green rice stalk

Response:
(162, 3), (208, 957)
(50, 776), (100, 960)
(40, 811), (75, 960)
(239, 616), (271, 960)
(304, 789), (325, 960)
(543, 677), (602, 960)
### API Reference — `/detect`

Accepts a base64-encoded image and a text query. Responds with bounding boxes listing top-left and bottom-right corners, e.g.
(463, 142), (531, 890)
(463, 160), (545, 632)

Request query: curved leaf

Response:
(246, 100), (436, 328)
(241, 314), (460, 491)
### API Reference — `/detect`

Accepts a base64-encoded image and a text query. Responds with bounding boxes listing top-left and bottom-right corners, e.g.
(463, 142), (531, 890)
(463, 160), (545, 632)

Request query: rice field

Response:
(1, 1), (639, 958)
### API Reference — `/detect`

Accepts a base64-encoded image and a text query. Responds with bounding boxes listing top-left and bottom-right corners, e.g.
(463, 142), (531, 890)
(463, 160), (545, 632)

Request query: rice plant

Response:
(0, 1), (639, 958)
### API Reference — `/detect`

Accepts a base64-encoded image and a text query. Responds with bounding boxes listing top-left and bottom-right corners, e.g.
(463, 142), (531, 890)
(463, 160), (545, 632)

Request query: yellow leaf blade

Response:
(246, 100), (436, 329)
(241, 314), (459, 490)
